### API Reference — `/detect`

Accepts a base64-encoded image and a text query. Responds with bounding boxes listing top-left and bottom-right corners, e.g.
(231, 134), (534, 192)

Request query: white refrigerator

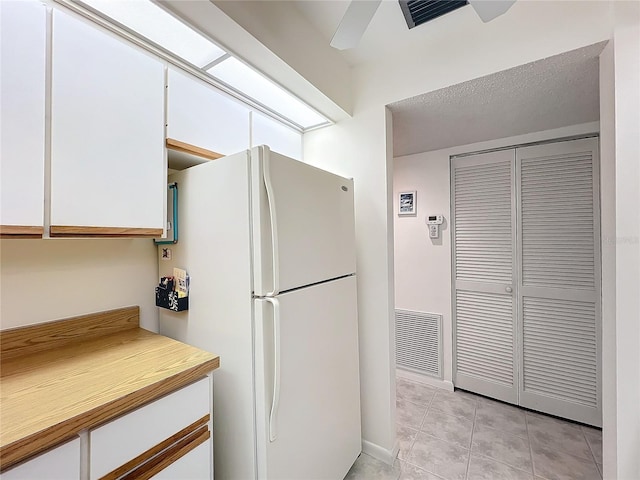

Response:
(158, 146), (362, 480)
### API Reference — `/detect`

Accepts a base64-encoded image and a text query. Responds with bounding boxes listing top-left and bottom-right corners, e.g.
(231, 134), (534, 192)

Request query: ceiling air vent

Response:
(399, 0), (468, 29)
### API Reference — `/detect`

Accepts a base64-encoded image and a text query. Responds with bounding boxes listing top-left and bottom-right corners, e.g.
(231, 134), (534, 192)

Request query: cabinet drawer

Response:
(0, 437), (80, 480)
(152, 438), (211, 480)
(90, 377), (210, 480)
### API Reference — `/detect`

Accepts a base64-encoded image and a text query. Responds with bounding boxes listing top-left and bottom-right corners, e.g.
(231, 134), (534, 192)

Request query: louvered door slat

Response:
(453, 154), (513, 284)
(520, 145), (595, 289)
(522, 297), (597, 406)
(452, 149), (517, 404)
(517, 137), (601, 426)
(456, 290), (514, 386)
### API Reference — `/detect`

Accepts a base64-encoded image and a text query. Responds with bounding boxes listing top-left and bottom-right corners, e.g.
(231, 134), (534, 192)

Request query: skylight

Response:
(79, 0), (226, 67)
(207, 57), (329, 129)
(75, 0), (330, 130)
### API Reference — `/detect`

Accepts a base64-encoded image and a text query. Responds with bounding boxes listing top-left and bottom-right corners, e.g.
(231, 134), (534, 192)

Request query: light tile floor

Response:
(345, 377), (602, 480)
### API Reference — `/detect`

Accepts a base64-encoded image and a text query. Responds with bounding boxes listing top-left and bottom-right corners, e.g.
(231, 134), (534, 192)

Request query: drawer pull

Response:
(99, 415), (209, 480)
(121, 427), (209, 480)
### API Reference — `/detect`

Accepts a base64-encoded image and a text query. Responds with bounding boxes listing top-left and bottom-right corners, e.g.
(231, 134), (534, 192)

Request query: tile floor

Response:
(345, 377), (602, 480)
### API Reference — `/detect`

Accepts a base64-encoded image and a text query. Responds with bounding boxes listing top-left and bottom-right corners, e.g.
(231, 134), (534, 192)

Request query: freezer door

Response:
(251, 146), (356, 296)
(254, 276), (361, 479)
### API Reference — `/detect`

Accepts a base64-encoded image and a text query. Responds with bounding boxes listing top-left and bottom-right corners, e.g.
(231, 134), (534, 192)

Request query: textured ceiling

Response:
(389, 42), (605, 157)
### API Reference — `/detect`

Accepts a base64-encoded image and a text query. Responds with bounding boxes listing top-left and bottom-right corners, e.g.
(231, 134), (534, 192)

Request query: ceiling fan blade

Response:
(330, 0), (382, 50)
(468, 0), (516, 22)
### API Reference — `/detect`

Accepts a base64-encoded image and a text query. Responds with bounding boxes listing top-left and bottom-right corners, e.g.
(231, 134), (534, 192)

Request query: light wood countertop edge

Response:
(0, 357), (219, 471)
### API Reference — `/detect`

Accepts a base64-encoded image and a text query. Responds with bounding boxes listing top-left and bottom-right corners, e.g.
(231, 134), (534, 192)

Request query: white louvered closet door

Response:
(516, 137), (601, 426)
(452, 150), (518, 404)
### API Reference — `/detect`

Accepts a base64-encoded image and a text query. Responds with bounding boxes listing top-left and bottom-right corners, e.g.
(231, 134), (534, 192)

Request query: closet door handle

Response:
(505, 286), (513, 293)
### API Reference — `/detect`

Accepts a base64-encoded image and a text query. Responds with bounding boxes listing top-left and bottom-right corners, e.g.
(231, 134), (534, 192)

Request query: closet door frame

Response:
(515, 137), (602, 426)
(451, 135), (601, 426)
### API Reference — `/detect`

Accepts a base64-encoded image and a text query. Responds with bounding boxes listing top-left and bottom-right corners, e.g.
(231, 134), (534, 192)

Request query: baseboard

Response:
(362, 439), (400, 466)
(396, 368), (454, 391)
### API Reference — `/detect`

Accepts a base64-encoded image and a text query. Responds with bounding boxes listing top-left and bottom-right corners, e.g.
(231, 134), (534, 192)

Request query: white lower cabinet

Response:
(0, 438), (80, 480)
(1, 379), (212, 480)
(152, 439), (212, 480)
(90, 377), (212, 480)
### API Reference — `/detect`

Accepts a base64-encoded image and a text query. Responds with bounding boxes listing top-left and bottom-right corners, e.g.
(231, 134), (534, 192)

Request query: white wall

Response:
(393, 122), (600, 388)
(610, 3), (640, 478)
(0, 239), (158, 331)
(305, 106), (398, 461)
(210, 0), (352, 118)
(599, 39), (618, 480)
(393, 149), (452, 386)
(304, 0), (617, 464)
(599, 3), (640, 478)
(353, 1), (613, 110)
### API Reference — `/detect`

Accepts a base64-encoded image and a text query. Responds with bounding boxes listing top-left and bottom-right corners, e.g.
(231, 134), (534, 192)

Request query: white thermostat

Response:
(427, 215), (444, 238)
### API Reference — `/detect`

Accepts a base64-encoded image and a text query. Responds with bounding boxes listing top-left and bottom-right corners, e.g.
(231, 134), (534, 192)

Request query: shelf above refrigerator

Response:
(166, 138), (223, 171)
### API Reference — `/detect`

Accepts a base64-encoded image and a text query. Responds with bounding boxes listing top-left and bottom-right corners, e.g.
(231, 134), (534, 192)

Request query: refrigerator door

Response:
(251, 146), (356, 296)
(254, 276), (361, 479)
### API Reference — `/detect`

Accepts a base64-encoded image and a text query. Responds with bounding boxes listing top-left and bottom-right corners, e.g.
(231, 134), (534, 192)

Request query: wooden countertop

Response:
(0, 307), (219, 471)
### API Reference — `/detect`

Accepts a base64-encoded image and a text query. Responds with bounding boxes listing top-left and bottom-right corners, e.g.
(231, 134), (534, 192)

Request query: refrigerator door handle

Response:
(264, 297), (281, 442)
(263, 152), (280, 296)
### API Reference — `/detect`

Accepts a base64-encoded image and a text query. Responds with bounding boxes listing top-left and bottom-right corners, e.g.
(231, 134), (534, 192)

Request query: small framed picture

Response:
(398, 191), (416, 216)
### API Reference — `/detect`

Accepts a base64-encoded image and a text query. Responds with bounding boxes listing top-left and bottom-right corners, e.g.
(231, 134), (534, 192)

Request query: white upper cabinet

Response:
(50, 10), (165, 235)
(167, 68), (250, 156)
(0, 0), (46, 236)
(251, 111), (302, 160)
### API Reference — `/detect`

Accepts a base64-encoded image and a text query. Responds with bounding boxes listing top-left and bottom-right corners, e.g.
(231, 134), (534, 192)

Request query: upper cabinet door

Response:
(0, 0), (47, 237)
(251, 111), (302, 161)
(50, 10), (165, 236)
(167, 68), (250, 156)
